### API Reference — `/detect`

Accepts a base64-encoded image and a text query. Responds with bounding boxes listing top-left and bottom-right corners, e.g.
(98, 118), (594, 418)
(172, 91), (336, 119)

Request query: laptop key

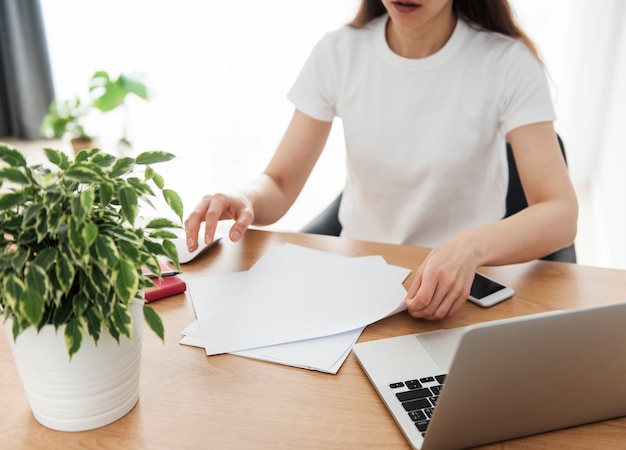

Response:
(401, 398), (431, 412)
(415, 420), (429, 432)
(405, 379), (422, 389)
(396, 388), (432, 402)
(408, 410), (427, 422)
(389, 382), (405, 389)
(435, 374), (447, 384)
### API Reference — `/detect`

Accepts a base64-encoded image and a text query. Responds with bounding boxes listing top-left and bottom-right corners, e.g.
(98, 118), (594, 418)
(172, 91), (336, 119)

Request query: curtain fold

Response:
(0, 0), (54, 139)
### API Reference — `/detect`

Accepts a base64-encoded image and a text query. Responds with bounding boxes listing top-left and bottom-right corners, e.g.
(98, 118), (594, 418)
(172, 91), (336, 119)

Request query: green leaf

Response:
(46, 206), (63, 233)
(84, 307), (102, 343)
(65, 164), (105, 183)
(113, 259), (139, 303)
(135, 151), (175, 165)
(75, 147), (100, 162)
(142, 255), (161, 278)
(162, 239), (179, 267)
(72, 291), (89, 317)
(0, 144), (27, 167)
(91, 152), (117, 167)
(16, 227), (38, 246)
(126, 177), (154, 196)
(64, 318), (83, 358)
(33, 248), (57, 271)
(80, 189), (95, 212)
(109, 157), (135, 178)
(118, 239), (141, 263)
(152, 172), (164, 189)
(163, 189), (184, 221)
(119, 186), (138, 224)
(94, 234), (119, 265)
(82, 222), (98, 250)
(0, 168), (29, 184)
(19, 288), (45, 327)
(98, 182), (114, 206)
(0, 192), (25, 210)
(23, 203), (44, 227)
(85, 261), (109, 296)
(71, 194), (85, 220)
(105, 226), (143, 245)
(52, 294), (73, 324)
(43, 148), (70, 169)
(3, 275), (25, 310)
(143, 305), (165, 341)
(142, 238), (163, 256)
(67, 218), (82, 252)
(44, 188), (64, 209)
(106, 320), (120, 343)
(149, 230), (178, 239)
(120, 73), (149, 100)
(34, 207), (49, 243)
(10, 249), (29, 272)
(144, 167), (164, 189)
(111, 302), (132, 339)
(55, 254), (76, 294)
(25, 264), (48, 298)
(145, 217), (180, 229)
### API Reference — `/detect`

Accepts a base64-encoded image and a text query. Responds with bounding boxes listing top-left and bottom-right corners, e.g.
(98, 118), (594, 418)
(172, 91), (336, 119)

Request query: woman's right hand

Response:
(183, 109), (332, 253)
(184, 192), (255, 251)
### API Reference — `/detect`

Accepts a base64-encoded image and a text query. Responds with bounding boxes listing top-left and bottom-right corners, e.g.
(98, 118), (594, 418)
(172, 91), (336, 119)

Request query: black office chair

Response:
(300, 136), (577, 263)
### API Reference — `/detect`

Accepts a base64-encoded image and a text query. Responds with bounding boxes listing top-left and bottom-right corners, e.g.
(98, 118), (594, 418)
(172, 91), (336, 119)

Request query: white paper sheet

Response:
(180, 321), (364, 374)
(183, 243), (411, 370)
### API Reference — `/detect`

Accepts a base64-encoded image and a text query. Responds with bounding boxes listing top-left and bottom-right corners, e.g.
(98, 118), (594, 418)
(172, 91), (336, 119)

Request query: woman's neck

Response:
(385, 13), (457, 59)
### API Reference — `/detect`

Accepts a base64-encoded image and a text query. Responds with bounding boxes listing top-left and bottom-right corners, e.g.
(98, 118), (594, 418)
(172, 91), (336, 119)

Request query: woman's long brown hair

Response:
(348, 0), (542, 63)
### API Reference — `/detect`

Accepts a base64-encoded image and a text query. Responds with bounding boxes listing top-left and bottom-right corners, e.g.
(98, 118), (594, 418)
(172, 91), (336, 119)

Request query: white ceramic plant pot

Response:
(4, 300), (143, 432)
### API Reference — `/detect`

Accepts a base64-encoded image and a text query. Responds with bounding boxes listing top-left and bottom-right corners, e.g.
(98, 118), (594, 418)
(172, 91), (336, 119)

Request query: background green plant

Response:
(39, 96), (92, 141)
(0, 143), (183, 357)
(90, 71), (148, 112)
(89, 71), (149, 149)
(40, 70), (149, 148)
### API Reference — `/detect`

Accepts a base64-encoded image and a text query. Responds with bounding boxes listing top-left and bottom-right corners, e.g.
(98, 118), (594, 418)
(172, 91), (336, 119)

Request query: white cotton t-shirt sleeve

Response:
(287, 32), (338, 123)
(497, 40), (556, 134)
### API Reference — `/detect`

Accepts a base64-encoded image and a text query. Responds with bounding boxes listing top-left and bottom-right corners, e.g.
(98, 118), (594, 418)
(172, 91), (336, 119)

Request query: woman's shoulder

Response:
(462, 19), (534, 60)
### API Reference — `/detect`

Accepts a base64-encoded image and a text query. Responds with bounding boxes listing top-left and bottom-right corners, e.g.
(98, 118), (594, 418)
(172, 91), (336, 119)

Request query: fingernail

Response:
(230, 230), (240, 241)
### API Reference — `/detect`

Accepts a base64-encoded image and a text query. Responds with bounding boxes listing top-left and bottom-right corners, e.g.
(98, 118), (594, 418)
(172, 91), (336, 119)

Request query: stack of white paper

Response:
(180, 243), (411, 373)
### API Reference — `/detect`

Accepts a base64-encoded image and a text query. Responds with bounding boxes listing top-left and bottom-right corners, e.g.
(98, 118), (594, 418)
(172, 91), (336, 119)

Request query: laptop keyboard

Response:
(389, 374), (447, 437)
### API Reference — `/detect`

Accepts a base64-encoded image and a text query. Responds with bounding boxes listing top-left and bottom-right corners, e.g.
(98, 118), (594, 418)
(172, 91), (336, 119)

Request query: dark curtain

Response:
(0, 0), (54, 139)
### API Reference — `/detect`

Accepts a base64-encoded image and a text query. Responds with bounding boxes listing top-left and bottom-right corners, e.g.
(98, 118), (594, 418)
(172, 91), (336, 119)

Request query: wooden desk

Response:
(1, 230), (625, 449)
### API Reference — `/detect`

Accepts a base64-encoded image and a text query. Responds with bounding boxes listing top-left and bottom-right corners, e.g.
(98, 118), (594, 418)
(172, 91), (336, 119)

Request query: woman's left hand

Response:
(404, 239), (478, 320)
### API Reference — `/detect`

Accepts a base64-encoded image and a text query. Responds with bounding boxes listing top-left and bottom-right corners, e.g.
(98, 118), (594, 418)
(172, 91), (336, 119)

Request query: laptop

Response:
(353, 301), (626, 450)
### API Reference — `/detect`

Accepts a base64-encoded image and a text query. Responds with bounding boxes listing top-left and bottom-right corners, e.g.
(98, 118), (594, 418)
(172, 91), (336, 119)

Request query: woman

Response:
(184, 0), (578, 320)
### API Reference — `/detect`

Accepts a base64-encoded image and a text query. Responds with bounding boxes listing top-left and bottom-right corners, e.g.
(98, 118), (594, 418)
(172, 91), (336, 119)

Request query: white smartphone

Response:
(468, 272), (515, 307)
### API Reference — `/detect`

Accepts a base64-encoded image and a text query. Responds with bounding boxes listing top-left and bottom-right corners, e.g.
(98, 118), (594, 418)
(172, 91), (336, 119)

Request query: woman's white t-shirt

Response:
(287, 15), (556, 247)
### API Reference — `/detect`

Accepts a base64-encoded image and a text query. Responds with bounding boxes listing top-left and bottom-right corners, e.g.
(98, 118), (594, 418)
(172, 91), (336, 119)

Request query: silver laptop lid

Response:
(422, 301), (626, 449)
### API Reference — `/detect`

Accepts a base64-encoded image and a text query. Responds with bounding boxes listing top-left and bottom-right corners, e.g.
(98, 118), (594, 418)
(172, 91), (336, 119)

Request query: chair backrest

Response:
(302, 135), (577, 263)
(506, 135), (576, 263)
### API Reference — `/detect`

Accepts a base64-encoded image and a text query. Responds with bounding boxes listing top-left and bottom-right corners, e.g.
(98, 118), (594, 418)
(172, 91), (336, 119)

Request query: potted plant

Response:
(40, 70), (149, 155)
(89, 70), (149, 151)
(0, 142), (183, 431)
(39, 96), (97, 155)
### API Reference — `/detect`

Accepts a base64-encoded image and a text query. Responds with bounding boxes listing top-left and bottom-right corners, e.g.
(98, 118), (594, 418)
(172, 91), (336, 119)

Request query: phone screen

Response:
(470, 273), (506, 299)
